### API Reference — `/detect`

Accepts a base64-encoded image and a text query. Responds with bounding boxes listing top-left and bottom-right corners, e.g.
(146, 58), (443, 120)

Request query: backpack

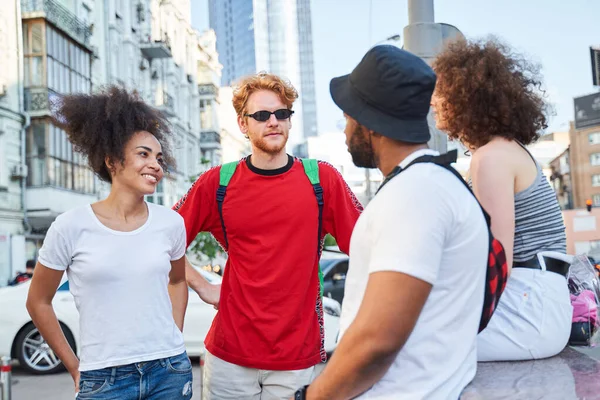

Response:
(216, 158), (326, 295)
(378, 150), (508, 333)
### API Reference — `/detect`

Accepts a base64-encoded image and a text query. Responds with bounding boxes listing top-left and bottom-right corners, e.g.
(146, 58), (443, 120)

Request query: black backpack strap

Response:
(399, 150), (492, 227)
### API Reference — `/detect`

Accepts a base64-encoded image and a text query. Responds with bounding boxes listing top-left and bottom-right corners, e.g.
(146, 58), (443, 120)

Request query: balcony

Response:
(140, 33), (172, 59)
(157, 91), (175, 116)
(26, 155), (98, 232)
(200, 131), (221, 149)
(140, 40), (172, 59)
(24, 87), (60, 115)
(198, 83), (218, 98)
(21, 0), (92, 47)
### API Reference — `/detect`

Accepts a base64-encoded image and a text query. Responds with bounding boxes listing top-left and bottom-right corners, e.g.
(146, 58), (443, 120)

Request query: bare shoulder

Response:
(472, 138), (517, 169)
(470, 139), (521, 184)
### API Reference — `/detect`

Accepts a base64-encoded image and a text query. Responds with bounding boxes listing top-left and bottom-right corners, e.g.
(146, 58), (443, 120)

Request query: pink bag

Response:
(571, 290), (598, 325)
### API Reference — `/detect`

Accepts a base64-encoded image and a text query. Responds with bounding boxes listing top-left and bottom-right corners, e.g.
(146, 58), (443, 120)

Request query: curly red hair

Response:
(232, 72), (298, 117)
(432, 38), (549, 148)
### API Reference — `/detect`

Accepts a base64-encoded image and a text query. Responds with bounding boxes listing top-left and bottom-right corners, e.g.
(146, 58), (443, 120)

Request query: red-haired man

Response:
(174, 73), (362, 399)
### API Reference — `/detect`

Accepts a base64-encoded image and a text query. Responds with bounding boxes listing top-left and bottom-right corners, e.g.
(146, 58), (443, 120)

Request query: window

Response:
(187, 139), (195, 174)
(46, 26), (91, 95)
(146, 180), (165, 206)
(26, 121), (96, 193)
(593, 175), (600, 187)
(575, 240), (600, 257)
(0, 130), (6, 188)
(200, 100), (213, 130)
(22, 21), (45, 88)
(589, 132), (600, 145)
(593, 194), (600, 206)
(592, 153), (600, 166)
(22, 22), (91, 94)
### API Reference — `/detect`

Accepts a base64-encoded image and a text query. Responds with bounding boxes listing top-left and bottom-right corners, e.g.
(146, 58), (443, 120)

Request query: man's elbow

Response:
(363, 331), (408, 363)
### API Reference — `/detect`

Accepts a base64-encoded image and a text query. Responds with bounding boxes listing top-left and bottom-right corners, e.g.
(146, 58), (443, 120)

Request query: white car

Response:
(0, 268), (340, 374)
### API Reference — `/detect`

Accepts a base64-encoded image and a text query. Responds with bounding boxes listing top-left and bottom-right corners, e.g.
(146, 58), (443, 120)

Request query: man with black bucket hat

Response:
(292, 46), (489, 399)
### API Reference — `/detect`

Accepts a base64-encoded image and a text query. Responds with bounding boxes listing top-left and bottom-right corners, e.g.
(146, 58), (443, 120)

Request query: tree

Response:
(323, 234), (337, 248)
(188, 232), (223, 264)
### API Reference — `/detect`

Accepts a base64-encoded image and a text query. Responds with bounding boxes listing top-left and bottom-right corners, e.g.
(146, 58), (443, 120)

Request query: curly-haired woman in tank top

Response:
(432, 38), (571, 361)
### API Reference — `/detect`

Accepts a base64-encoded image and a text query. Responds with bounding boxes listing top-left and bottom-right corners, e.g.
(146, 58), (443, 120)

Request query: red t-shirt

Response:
(174, 155), (362, 370)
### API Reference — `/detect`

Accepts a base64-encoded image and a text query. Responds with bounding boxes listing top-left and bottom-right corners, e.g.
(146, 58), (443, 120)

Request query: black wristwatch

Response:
(294, 385), (309, 400)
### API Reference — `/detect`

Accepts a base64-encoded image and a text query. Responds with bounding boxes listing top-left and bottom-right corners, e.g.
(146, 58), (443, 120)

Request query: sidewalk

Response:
(11, 359), (327, 400)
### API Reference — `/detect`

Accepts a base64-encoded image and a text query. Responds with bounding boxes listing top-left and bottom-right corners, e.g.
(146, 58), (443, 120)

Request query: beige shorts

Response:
(202, 351), (315, 400)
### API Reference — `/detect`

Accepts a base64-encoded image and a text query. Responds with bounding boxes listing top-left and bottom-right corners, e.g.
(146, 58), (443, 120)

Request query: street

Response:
(9, 348), (600, 400)
(10, 358), (327, 400)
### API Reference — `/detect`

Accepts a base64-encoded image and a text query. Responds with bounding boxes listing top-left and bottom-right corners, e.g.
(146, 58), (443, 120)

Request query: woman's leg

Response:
(478, 268), (572, 361)
(530, 272), (572, 359)
(477, 269), (543, 361)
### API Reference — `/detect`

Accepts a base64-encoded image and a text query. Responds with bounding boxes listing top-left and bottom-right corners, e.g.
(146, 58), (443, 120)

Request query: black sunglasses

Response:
(244, 109), (294, 122)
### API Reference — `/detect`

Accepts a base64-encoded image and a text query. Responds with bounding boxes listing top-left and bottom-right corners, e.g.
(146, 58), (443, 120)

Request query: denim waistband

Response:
(80, 351), (187, 381)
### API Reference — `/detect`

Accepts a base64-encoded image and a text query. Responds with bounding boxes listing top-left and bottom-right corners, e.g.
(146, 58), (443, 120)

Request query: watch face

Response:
(295, 386), (307, 400)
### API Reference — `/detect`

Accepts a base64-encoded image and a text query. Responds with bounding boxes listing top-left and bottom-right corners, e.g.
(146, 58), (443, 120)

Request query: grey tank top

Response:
(469, 142), (567, 263)
(512, 142), (566, 263)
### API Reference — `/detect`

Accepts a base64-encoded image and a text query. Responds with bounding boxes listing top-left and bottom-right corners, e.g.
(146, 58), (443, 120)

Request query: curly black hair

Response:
(52, 86), (174, 183)
(432, 37), (550, 148)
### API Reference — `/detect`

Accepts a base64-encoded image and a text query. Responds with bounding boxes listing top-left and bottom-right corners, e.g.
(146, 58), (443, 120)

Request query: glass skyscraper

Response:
(209, 0), (318, 145)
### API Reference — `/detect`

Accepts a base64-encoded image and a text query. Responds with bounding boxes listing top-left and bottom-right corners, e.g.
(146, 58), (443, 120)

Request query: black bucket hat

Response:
(330, 45), (436, 144)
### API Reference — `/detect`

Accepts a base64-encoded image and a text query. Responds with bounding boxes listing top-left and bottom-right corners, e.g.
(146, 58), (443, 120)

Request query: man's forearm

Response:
(185, 257), (211, 293)
(307, 327), (398, 400)
(168, 280), (188, 331)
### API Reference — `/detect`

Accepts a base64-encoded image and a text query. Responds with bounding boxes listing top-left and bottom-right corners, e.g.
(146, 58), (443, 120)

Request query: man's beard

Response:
(249, 132), (289, 155)
(348, 125), (376, 168)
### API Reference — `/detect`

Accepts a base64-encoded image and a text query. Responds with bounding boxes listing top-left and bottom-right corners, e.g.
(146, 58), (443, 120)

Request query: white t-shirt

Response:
(38, 202), (187, 371)
(339, 150), (488, 400)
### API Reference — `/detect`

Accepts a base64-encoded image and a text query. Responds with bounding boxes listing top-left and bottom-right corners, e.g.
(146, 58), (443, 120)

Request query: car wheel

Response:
(15, 322), (76, 374)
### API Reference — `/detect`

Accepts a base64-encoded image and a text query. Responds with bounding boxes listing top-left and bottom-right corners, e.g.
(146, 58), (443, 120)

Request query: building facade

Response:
(562, 208), (600, 260)
(0, 0), (222, 285)
(0, 1), (28, 286)
(549, 148), (573, 210)
(209, 0), (318, 146)
(217, 86), (251, 163)
(566, 118), (600, 209)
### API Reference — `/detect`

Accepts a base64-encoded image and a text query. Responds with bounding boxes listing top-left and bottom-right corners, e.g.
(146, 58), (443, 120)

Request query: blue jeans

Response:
(76, 351), (193, 399)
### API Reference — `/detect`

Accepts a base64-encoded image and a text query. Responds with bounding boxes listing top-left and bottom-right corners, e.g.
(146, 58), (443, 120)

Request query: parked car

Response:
(0, 267), (340, 374)
(321, 250), (349, 305)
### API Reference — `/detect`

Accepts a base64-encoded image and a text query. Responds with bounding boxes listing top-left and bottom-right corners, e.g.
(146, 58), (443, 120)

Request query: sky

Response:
(191, 0), (599, 135)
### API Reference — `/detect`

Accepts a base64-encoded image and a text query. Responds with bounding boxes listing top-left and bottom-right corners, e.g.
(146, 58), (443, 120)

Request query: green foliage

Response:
(324, 234), (337, 247)
(185, 174), (223, 262)
(188, 232), (222, 262)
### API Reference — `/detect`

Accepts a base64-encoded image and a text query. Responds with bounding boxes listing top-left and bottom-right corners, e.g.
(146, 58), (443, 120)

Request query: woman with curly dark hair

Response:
(26, 86), (193, 398)
(433, 38), (571, 362)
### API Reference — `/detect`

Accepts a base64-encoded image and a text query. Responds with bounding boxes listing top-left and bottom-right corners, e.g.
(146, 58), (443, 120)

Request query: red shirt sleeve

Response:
(319, 161), (363, 254)
(172, 166), (221, 247)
